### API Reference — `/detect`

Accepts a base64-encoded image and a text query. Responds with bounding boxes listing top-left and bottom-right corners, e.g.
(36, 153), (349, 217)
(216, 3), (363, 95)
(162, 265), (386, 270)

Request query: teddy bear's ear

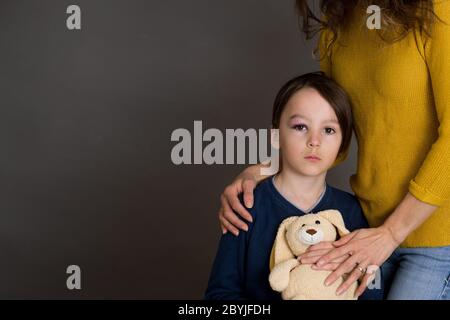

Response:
(318, 209), (350, 237)
(272, 216), (298, 266)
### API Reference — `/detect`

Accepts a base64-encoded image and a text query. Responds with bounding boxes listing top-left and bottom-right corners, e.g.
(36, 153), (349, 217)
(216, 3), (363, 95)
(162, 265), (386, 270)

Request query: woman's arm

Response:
(407, 1), (450, 206)
(383, 193), (437, 245)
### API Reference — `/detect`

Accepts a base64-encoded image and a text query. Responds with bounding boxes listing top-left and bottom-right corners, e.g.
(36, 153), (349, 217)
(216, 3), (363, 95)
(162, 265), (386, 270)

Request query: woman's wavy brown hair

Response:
(295, 0), (442, 57)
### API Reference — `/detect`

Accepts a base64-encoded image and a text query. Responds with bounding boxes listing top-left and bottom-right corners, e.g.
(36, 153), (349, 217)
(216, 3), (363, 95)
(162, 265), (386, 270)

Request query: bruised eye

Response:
(315, 220), (321, 225)
(324, 127), (336, 135)
(293, 124), (307, 131)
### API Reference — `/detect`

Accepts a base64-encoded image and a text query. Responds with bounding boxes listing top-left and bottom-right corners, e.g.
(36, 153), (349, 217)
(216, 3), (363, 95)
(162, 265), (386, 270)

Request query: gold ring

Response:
(355, 264), (366, 274)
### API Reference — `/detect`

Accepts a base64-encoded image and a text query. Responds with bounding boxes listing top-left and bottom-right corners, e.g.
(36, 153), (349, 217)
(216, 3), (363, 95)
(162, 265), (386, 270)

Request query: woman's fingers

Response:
(305, 241), (335, 252)
(242, 179), (256, 209)
(219, 196), (246, 235)
(220, 219), (227, 235)
(330, 254), (350, 264)
(218, 207), (227, 234)
(354, 265), (378, 297)
(299, 245), (351, 265)
(219, 214), (240, 236)
(221, 226), (227, 234)
(299, 255), (323, 265)
(354, 273), (371, 298)
(316, 244), (353, 267)
(302, 253), (350, 268)
(298, 249), (332, 263)
(223, 187), (253, 223)
(220, 194), (249, 232)
(311, 262), (340, 271)
(323, 252), (360, 286)
(217, 174), (256, 236)
(336, 259), (370, 296)
(333, 231), (358, 247)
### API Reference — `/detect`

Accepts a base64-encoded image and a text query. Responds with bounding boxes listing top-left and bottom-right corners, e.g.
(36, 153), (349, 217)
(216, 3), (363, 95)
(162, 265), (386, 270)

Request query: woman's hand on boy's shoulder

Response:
(218, 170), (257, 236)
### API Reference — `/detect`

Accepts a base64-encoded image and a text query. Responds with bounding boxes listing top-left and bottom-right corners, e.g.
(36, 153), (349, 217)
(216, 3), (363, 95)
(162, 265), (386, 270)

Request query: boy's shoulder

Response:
(237, 177), (274, 218)
(327, 185), (360, 206)
(326, 185), (368, 230)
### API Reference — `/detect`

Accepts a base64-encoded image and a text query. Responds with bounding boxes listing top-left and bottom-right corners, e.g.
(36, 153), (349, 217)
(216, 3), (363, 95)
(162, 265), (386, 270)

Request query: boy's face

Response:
(277, 87), (343, 177)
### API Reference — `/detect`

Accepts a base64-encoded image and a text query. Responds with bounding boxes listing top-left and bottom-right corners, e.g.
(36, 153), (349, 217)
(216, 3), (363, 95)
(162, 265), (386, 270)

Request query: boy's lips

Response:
(304, 155), (321, 161)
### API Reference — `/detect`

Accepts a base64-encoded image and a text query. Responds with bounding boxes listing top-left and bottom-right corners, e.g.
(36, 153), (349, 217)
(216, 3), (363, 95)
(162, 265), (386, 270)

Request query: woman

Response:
(218, 0), (450, 299)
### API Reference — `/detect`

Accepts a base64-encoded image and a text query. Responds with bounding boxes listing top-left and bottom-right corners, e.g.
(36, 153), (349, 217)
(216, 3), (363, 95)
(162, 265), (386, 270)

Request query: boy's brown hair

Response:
(272, 71), (353, 157)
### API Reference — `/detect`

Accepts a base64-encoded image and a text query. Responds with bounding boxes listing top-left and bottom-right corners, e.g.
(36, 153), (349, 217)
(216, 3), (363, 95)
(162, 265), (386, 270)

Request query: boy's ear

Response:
(270, 128), (280, 150)
(272, 216), (298, 265)
(318, 210), (350, 237)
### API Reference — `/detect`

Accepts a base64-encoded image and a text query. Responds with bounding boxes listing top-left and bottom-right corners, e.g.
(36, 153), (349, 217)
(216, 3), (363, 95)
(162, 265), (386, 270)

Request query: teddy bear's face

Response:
(285, 214), (338, 256)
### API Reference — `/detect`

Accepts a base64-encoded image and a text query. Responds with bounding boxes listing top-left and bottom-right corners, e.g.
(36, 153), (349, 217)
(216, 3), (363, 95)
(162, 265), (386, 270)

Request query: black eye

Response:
(315, 220), (321, 225)
(302, 224), (306, 227)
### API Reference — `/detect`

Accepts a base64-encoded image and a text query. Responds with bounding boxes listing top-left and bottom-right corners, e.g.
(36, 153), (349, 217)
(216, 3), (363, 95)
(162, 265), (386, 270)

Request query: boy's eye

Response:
(293, 124), (307, 131)
(324, 127), (336, 134)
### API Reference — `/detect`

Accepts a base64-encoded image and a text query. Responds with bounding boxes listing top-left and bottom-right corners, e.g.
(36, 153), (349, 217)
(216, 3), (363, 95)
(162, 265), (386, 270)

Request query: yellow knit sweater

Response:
(319, 0), (450, 247)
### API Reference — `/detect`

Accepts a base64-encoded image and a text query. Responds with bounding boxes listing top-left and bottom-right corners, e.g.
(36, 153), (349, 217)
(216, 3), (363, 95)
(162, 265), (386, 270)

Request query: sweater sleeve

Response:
(204, 231), (248, 300)
(409, 1), (450, 206)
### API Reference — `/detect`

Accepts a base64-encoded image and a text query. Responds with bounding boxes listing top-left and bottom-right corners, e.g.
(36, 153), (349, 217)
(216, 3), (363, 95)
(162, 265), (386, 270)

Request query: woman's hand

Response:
(218, 166), (260, 236)
(313, 226), (400, 297)
(309, 193), (437, 297)
(297, 241), (352, 271)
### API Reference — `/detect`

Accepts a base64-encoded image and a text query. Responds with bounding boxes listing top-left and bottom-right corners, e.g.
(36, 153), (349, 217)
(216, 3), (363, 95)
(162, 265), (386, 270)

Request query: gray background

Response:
(0, 0), (356, 298)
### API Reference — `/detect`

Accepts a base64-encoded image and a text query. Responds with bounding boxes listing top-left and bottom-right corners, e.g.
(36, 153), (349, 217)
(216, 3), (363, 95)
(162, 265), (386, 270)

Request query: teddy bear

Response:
(268, 209), (358, 300)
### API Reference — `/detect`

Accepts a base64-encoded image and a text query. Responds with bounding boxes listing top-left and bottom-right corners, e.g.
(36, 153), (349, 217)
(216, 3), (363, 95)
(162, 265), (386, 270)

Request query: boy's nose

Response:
(307, 132), (321, 148)
(307, 138), (320, 148)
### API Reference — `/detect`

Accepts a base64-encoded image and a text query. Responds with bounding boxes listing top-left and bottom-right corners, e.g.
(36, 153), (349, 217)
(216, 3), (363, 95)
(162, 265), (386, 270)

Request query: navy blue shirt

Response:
(204, 176), (383, 300)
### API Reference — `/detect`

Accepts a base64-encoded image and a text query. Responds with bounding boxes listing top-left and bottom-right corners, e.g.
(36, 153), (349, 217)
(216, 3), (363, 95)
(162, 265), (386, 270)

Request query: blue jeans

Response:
(380, 245), (450, 300)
